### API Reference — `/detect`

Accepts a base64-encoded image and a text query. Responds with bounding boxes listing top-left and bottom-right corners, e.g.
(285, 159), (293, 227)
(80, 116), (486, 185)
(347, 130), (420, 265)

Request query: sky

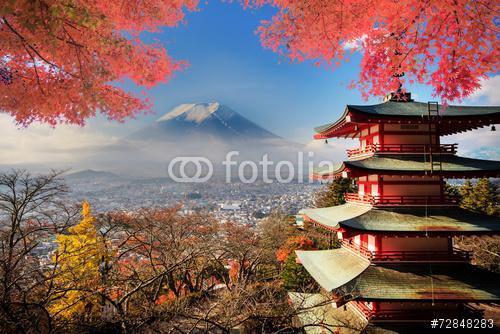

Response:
(1, 1), (499, 166)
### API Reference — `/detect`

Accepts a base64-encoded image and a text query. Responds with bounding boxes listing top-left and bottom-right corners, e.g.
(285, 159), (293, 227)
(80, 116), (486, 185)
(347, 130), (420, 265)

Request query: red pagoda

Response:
(293, 93), (500, 332)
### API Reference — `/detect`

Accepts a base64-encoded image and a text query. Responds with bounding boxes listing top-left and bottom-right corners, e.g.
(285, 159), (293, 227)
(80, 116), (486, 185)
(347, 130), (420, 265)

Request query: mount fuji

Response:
(60, 102), (342, 177)
(129, 103), (280, 142)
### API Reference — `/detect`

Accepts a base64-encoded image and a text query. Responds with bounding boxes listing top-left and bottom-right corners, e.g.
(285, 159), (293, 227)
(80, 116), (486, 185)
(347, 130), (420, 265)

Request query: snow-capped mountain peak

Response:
(156, 102), (224, 124)
(130, 102), (280, 141)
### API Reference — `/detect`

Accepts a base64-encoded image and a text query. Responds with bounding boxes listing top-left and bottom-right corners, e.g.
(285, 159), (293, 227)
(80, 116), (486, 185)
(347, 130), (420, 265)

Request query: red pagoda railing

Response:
(368, 308), (482, 322)
(342, 240), (471, 263)
(341, 239), (373, 258)
(352, 299), (483, 322)
(347, 143), (457, 158)
(371, 248), (471, 262)
(344, 193), (459, 206)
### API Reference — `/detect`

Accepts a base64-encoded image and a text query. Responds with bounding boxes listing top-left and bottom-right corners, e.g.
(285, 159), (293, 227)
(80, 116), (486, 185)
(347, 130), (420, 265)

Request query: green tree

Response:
(459, 180), (475, 211)
(460, 178), (499, 216)
(314, 178), (357, 208)
(280, 254), (315, 291)
(472, 179), (499, 216)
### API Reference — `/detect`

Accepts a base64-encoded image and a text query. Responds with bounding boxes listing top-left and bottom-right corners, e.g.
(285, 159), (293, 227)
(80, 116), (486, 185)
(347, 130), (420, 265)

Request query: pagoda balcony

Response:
(351, 300), (483, 323)
(347, 143), (458, 159)
(344, 193), (459, 206)
(363, 308), (482, 323)
(341, 240), (471, 263)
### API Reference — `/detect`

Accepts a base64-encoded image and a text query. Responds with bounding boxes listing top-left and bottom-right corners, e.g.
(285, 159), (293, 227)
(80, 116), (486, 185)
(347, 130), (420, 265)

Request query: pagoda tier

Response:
(314, 100), (500, 139)
(288, 296), (484, 332)
(301, 203), (500, 235)
(294, 249), (500, 325)
(301, 203), (499, 263)
(313, 154), (500, 180)
(297, 249), (500, 302)
(313, 154), (500, 207)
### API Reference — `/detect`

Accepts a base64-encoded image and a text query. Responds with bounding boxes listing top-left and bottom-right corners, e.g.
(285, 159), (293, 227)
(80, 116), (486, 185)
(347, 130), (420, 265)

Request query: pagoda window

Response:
(367, 235), (376, 252)
(381, 237), (448, 252)
(370, 124), (379, 134)
(383, 134), (432, 145)
(358, 184), (365, 195)
(382, 183), (441, 196)
(354, 235), (361, 246)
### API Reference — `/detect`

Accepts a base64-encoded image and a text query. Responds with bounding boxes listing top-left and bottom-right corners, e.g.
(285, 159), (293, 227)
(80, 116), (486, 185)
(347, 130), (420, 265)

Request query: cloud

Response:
(304, 138), (350, 162)
(445, 126), (499, 159)
(468, 75), (500, 105)
(0, 114), (120, 167)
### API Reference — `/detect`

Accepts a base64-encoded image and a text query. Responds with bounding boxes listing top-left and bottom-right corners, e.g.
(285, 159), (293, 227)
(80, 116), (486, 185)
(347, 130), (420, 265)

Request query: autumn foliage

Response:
(249, 0), (499, 102)
(50, 201), (108, 320)
(276, 236), (316, 262)
(1, 1), (498, 126)
(0, 0), (197, 125)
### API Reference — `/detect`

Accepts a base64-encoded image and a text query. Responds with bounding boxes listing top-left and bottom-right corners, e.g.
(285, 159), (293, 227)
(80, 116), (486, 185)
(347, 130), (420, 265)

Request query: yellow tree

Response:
(50, 201), (107, 320)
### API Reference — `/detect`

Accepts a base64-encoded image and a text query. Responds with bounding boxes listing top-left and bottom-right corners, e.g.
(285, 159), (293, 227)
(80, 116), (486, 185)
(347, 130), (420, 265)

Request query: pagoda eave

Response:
(345, 168), (500, 179)
(301, 204), (500, 234)
(315, 168), (500, 180)
(314, 101), (500, 139)
(338, 225), (500, 238)
(332, 264), (500, 302)
(314, 155), (500, 179)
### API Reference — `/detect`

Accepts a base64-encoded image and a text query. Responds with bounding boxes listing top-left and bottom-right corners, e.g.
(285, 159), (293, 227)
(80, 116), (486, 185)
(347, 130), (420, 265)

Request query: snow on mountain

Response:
(129, 102), (280, 141)
(156, 102), (221, 123)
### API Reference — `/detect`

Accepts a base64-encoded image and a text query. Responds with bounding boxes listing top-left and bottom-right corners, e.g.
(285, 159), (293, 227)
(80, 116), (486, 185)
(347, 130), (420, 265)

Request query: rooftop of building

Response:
(297, 248), (500, 302)
(301, 203), (500, 233)
(314, 99), (500, 138)
(346, 263), (500, 302)
(296, 248), (370, 291)
(313, 154), (500, 179)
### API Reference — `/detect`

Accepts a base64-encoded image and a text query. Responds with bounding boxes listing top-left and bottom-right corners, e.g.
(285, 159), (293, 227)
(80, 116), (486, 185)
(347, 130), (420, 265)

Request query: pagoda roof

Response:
(348, 101), (500, 117)
(343, 264), (500, 301)
(296, 248), (370, 291)
(301, 203), (372, 231)
(298, 250), (500, 301)
(314, 154), (500, 178)
(288, 293), (367, 334)
(314, 100), (500, 138)
(303, 203), (500, 234)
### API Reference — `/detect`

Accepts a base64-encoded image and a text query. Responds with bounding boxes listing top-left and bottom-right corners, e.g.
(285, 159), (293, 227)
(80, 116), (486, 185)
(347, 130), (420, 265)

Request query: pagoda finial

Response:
(384, 91), (413, 102)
